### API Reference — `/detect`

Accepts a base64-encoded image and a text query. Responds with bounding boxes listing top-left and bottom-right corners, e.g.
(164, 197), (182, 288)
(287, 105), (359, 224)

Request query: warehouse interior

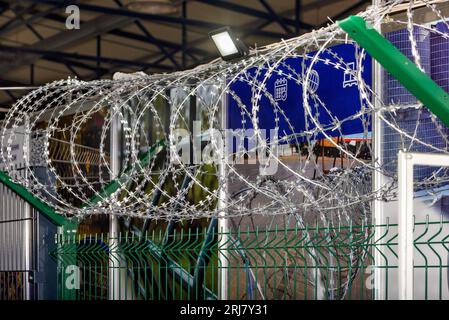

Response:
(0, 0), (449, 304)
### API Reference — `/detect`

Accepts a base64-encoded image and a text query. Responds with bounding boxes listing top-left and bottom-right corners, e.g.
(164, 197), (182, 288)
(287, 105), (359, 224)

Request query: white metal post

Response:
(218, 86), (229, 300)
(397, 151), (449, 300)
(23, 119), (32, 300)
(372, 0), (386, 300)
(397, 150), (414, 300)
(109, 113), (121, 300)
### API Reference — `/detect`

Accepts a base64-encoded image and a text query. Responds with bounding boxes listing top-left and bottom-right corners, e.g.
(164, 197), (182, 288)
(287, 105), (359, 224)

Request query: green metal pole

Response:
(0, 171), (70, 227)
(83, 139), (165, 207)
(192, 217), (217, 300)
(337, 16), (449, 128)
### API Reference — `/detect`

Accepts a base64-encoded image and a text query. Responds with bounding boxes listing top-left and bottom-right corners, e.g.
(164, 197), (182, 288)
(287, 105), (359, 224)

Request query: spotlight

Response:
(209, 27), (249, 61)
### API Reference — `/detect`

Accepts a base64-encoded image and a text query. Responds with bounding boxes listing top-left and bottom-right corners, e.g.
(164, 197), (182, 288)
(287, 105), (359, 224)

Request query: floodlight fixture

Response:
(209, 27), (249, 61)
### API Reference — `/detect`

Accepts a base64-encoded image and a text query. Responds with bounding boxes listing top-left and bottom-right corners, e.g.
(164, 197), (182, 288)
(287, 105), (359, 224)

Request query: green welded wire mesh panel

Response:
(52, 217), (449, 300)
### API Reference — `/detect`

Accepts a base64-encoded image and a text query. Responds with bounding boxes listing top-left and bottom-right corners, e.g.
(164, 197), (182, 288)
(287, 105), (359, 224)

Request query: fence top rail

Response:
(55, 216), (449, 246)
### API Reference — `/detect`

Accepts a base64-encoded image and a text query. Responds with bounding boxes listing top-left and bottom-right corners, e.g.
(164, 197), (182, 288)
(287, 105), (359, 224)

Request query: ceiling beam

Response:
(195, 0), (313, 30)
(23, 0), (287, 39)
(111, 29), (208, 57)
(0, 0), (360, 84)
(0, 78), (33, 109)
(0, 1), (9, 12)
(181, 1), (187, 69)
(318, 0), (370, 28)
(0, 78), (33, 87)
(4, 90), (15, 100)
(0, 1), (206, 74)
(33, 9), (208, 61)
(10, 5), (44, 41)
(154, 6), (300, 69)
(113, 0), (180, 69)
(259, 0), (293, 34)
(295, 0), (301, 34)
(43, 56), (109, 73)
(0, 13), (134, 74)
(40, 12), (210, 58)
(255, 0), (355, 23)
(64, 63), (80, 78)
(0, 2), (38, 36)
(0, 5), (60, 37)
(3, 0), (340, 80)
(0, 44), (173, 71)
(9, 9), (88, 80)
(0, 6), (191, 79)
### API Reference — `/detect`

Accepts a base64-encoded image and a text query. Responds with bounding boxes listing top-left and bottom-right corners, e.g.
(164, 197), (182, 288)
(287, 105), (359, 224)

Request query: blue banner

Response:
(227, 43), (372, 144)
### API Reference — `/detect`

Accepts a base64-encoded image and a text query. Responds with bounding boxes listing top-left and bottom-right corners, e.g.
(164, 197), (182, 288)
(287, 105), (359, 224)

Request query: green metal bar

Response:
(0, 170), (71, 228)
(337, 15), (449, 128)
(192, 217), (217, 299)
(83, 139), (165, 207)
(146, 240), (217, 300)
(128, 224), (217, 300)
(159, 173), (193, 299)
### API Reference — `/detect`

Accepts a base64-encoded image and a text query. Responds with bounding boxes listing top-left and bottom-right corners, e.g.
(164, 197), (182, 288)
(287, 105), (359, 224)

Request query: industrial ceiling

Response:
(0, 0), (370, 108)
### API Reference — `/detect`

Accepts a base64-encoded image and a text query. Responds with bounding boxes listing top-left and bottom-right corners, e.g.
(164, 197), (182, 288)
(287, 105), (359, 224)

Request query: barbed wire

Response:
(1, 0), (449, 224)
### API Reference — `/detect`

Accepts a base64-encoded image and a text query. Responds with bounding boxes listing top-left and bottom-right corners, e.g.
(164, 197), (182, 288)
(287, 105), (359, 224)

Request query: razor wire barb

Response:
(1, 0), (449, 223)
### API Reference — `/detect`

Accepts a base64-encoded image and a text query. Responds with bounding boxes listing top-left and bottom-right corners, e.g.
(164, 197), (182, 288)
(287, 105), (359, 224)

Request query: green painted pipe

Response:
(128, 224), (217, 300)
(337, 16), (449, 128)
(83, 139), (165, 207)
(0, 170), (71, 228)
(192, 217), (217, 300)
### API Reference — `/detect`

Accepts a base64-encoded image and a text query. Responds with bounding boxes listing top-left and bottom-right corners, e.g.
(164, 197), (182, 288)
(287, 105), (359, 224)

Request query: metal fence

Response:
(0, 165), (60, 301)
(0, 167), (34, 300)
(53, 217), (449, 300)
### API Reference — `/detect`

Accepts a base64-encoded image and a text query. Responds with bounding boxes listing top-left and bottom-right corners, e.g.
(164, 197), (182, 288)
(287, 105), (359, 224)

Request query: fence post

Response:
(109, 111), (122, 300)
(23, 119), (33, 300)
(218, 84), (229, 300)
(372, 0), (386, 300)
(397, 151), (449, 300)
(397, 150), (414, 300)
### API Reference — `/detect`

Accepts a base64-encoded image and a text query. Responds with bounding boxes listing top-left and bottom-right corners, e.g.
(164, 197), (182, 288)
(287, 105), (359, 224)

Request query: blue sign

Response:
(227, 43), (372, 145)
